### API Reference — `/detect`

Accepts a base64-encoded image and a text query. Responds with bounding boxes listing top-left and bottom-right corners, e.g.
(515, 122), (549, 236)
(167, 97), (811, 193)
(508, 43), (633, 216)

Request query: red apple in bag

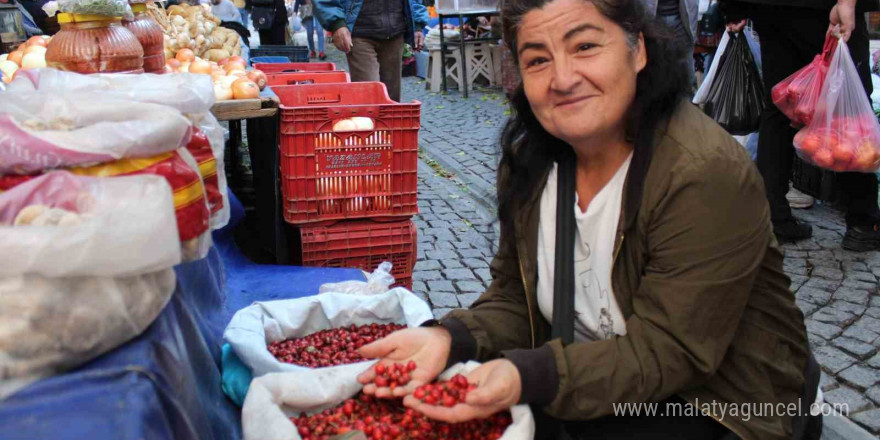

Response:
(812, 148), (835, 168)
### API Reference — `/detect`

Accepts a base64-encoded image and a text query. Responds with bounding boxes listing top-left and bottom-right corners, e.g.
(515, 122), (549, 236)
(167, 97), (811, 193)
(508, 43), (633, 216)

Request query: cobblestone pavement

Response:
(320, 46), (879, 436)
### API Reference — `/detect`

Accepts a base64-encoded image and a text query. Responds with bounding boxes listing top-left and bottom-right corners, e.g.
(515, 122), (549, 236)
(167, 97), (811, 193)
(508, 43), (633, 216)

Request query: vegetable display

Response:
(146, 3), (241, 62)
(267, 323), (407, 368)
(0, 36), (52, 84)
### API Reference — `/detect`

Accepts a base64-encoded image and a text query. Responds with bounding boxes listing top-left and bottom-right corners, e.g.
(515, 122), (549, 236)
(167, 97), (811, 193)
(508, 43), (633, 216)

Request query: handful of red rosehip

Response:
(372, 361), (416, 389)
(268, 323), (406, 368)
(413, 374), (475, 407)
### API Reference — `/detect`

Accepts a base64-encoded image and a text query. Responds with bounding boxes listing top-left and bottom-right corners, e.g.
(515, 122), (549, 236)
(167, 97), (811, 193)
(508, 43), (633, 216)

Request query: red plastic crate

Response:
(274, 82), (420, 225)
(253, 62), (337, 74)
(298, 219), (417, 289)
(266, 71), (351, 87)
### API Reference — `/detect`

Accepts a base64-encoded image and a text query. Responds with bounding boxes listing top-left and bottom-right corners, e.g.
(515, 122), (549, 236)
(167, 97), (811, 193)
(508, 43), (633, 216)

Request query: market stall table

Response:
(438, 9), (500, 98)
(0, 192), (366, 440)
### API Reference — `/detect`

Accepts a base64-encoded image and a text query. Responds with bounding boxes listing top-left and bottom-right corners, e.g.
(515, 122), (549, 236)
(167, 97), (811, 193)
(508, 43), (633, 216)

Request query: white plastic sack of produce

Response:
(225, 290), (433, 378)
(241, 361), (536, 440)
(0, 92), (193, 175)
(318, 261), (396, 295)
(0, 171), (180, 398)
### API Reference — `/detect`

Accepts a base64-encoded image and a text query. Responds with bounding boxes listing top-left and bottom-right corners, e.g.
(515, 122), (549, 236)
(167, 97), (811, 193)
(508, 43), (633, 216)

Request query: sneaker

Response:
(309, 51), (316, 59)
(773, 218), (813, 242)
(318, 51), (326, 60)
(786, 186), (815, 209)
(842, 224), (880, 252)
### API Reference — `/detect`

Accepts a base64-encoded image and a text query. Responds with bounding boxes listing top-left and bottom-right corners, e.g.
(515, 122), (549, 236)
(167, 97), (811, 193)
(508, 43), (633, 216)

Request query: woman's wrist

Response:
(501, 344), (559, 406)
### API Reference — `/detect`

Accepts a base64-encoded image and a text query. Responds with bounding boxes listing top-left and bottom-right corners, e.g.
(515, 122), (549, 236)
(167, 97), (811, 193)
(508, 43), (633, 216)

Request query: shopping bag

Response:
(693, 30), (730, 105)
(772, 35), (837, 128)
(794, 38), (880, 173)
(700, 30), (766, 135)
(241, 361), (536, 440)
(0, 172), (180, 397)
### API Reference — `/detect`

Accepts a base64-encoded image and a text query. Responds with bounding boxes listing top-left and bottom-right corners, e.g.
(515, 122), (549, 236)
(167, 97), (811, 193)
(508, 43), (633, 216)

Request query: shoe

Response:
(786, 186), (814, 209)
(773, 218), (813, 242)
(309, 51), (316, 59)
(318, 51), (326, 60)
(842, 224), (880, 252)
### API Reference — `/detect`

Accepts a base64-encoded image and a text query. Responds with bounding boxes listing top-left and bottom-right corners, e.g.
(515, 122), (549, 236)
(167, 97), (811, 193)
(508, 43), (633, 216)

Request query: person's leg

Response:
(839, 13), (880, 250)
(751, 7), (827, 240)
(376, 34), (405, 102)
(347, 37), (381, 83)
(315, 17), (325, 54)
(659, 13), (696, 88)
(304, 16), (316, 53)
(239, 7), (248, 27)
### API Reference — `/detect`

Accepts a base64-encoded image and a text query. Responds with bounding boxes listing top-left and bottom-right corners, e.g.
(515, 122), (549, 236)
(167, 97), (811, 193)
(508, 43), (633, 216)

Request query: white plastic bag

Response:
(319, 261), (396, 295)
(6, 70), (230, 229)
(224, 289), (433, 378)
(242, 361), (536, 440)
(694, 30), (730, 105)
(0, 172), (180, 396)
(0, 91), (193, 175)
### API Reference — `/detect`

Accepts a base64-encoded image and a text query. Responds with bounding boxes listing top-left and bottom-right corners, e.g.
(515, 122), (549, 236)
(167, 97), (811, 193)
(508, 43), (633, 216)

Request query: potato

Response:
(203, 49), (230, 62)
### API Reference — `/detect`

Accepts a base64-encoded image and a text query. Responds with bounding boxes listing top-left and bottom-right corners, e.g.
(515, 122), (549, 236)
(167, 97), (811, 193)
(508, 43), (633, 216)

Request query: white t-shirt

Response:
(536, 155), (631, 342)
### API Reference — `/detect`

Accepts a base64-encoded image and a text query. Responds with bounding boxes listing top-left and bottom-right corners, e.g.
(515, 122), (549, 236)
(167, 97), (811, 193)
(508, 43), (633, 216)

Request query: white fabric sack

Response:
(319, 261), (396, 295)
(693, 30), (731, 105)
(224, 289), (433, 378)
(6, 70), (230, 229)
(242, 361), (536, 440)
(0, 172), (180, 396)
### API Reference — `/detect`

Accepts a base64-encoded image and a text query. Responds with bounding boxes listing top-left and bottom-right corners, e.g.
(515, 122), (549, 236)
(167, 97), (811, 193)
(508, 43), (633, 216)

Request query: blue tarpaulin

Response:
(0, 191), (365, 440)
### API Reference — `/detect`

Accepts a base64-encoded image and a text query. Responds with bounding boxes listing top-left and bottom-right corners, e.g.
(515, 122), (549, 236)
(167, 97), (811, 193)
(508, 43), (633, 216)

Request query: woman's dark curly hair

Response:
(496, 0), (691, 243)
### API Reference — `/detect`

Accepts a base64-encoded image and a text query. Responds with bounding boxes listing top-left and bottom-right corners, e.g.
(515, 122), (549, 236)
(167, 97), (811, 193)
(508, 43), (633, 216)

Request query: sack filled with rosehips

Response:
(242, 361), (536, 440)
(224, 290), (433, 405)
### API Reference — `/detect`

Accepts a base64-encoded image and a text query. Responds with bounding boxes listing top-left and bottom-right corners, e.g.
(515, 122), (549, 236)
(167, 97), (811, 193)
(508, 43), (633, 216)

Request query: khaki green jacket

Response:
(444, 102), (810, 440)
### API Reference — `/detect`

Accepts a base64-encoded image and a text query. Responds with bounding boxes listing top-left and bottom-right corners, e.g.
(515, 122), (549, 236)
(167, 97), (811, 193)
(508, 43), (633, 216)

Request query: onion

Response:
(0, 54), (7, 63)
(189, 58), (212, 75)
(333, 119), (357, 132)
(351, 117), (374, 131)
(231, 78), (260, 99)
(178, 62), (190, 73)
(7, 51), (23, 67)
(27, 36), (49, 48)
(21, 53), (46, 69)
(176, 48), (195, 63)
(218, 57), (230, 67)
(247, 69), (268, 90)
(227, 55), (245, 65)
(167, 58), (182, 69)
(0, 60), (18, 79)
(226, 69), (247, 78)
(224, 61), (246, 73)
(218, 75), (238, 89)
(24, 45), (46, 56)
(214, 82), (233, 101)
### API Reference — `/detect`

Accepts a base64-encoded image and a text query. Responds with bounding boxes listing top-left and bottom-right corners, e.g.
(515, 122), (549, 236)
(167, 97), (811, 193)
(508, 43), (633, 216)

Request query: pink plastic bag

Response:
(793, 38), (880, 173)
(772, 36), (837, 128)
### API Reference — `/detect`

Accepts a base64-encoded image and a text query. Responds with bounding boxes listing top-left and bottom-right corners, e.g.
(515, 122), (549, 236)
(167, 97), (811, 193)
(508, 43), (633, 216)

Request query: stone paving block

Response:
(809, 334), (827, 349)
(462, 258), (489, 269)
(415, 260), (442, 271)
(806, 319), (843, 340)
(797, 287), (834, 305)
(428, 291), (459, 308)
(812, 307), (857, 326)
(809, 250), (835, 260)
(414, 270), (443, 282)
(834, 337), (878, 359)
(834, 288), (871, 305)
(789, 274), (810, 286)
(852, 408), (880, 434)
(456, 281), (484, 293)
(830, 301), (867, 316)
(428, 220), (453, 229)
(417, 233), (434, 243)
(846, 271), (877, 283)
(435, 241), (456, 250)
(458, 292), (483, 308)
(842, 279), (877, 291)
(868, 353), (880, 369)
(809, 259), (842, 270)
(785, 267), (810, 276)
(803, 278), (842, 292)
(785, 249), (809, 258)
(843, 261), (870, 272)
(846, 326), (880, 344)
(838, 365), (880, 390)
(823, 386), (874, 413)
(426, 250), (458, 261)
(443, 268), (476, 281)
(433, 308), (454, 319)
(821, 371), (840, 392)
(797, 300), (819, 316)
(873, 297), (880, 308)
(428, 280), (455, 292)
(785, 258), (808, 268)
(416, 250), (427, 261)
(868, 385), (880, 405)
(814, 345), (858, 374)
(412, 281), (426, 293)
(475, 268), (493, 283)
(458, 249), (484, 259)
(412, 290), (429, 303)
(865, 307), (880, 320)
(440, 259), (464, 269)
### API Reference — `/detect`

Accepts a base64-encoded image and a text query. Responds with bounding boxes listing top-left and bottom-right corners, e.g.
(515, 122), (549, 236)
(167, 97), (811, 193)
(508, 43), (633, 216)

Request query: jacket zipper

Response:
(517, 253), (536, 349)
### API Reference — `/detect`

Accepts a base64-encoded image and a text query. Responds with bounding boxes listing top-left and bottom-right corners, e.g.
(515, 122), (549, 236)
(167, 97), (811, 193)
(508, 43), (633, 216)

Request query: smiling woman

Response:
(352, 1), (820, 440)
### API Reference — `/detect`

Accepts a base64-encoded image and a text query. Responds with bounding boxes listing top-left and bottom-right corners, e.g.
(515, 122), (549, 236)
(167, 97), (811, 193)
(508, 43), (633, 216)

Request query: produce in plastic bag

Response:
(0, 172), (179, 397)
(700, 30), (766, 135)
(58, 0), (133, 20)
(794, 38), (880, 173)
(7, 70), (230, 229)
(0, 91), (192, 175)
(319, 261), (396, 295)
(772, 36), (836, 128)
(223, 290), (433, 399)
(241, 361), (535, 440)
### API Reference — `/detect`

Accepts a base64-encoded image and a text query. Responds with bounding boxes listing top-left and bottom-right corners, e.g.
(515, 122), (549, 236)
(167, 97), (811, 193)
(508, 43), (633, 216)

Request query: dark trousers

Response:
(751, 6), (879, 227)
(347, 35), (405, 102)
(533, 396), (736, 440)
(258, 23), (286, 45)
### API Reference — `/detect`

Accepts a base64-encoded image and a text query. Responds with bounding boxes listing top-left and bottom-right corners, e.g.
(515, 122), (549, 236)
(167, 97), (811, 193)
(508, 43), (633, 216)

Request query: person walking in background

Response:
(295, 0), (325, 59)
(211, 0), (242, 23)
(721, 0), (880, 250)
(234, 0), (249, 28)
(314, 0), (428, 102)
(644, 0), (699, 86)
(248, 0), (288, 45)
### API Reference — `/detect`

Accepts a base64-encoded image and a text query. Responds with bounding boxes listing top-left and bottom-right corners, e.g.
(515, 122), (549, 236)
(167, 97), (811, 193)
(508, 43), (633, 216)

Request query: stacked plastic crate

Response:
(271, 73), (420, 289)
